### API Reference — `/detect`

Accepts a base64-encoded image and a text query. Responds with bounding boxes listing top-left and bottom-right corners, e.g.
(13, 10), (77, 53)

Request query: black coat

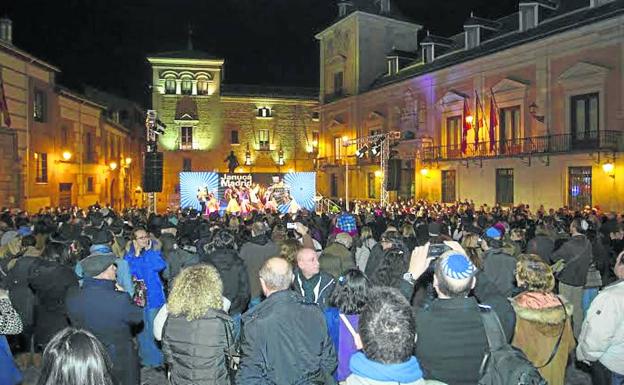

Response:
(66, 277), (143, 385)
(552, 234), (593, 287)
(415, 297), (488, 385)
(527, 235), (555, 264)
(481, 248), (517, 298)
(163, 309), (233, 385)
(237, 290), (336, 385)
(204, 248), (250, 315)
(29, 260), (78, 347)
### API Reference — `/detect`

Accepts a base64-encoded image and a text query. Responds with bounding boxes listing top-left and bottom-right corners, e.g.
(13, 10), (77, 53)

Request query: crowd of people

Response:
(0, 200), (622, 385)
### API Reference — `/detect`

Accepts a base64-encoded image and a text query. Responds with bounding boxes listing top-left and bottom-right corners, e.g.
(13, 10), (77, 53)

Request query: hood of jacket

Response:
(511, 292), (573, 325)
(349, 352), (424, 384)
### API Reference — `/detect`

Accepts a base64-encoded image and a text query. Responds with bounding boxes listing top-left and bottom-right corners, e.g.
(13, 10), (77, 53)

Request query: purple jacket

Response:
(324, 307), (360, 381)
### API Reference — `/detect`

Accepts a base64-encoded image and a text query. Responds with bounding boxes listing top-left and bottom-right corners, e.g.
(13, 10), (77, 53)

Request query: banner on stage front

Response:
(179, 172), (316, 214)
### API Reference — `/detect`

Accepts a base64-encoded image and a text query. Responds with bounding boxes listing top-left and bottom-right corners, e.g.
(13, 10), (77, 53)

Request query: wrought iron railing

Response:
(422, 130), (623, 162)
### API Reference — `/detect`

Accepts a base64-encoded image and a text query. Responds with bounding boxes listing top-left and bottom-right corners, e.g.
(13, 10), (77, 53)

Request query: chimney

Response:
(0, 17), (12, 44)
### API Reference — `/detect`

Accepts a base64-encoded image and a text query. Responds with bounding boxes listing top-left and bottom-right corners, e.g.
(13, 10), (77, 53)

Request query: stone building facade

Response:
(316, 0), (624, 211)
(0, 18), (143, 211)
(147, 52), (319, 210)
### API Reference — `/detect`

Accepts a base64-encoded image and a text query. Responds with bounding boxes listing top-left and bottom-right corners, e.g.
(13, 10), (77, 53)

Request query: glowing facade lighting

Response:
(420, 168), (429, 176)
(125, 157), (132, 165)
(62, 151), (72, 161)
(465, 115), (474, 124)
(109, 161), (118, 170)
(374, 170), (383, 178)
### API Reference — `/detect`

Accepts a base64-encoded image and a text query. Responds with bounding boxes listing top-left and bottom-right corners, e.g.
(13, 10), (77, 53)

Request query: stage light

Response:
(355, 145), (369, 158)
(62, 151), (72, 161)
(109, 162), (118, 171)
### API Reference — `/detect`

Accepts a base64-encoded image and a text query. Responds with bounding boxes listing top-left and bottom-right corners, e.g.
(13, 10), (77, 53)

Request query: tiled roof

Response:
(371, 0), (624, 90)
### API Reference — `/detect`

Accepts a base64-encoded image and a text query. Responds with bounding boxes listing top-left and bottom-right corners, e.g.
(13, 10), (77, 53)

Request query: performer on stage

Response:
(225, 188), (241, 214)
(207, 191), (219, 214)
(196, 186), (208, 215)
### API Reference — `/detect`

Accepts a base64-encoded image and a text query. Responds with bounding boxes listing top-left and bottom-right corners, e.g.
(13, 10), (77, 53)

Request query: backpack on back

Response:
(478, 306), (546, 385)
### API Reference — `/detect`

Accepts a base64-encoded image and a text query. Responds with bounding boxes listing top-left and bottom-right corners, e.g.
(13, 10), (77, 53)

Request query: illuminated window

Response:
(258, 107), (272, 118)
(231, 130), (239, 144)
(258, 129), (270, 150)
(35, 152), (48, 183)
(34, 89), (46, 122)
(165, 79), (176, 94)
(180, 126), (193, 150)
(197, 79), (208, 95)
(181, 79), (192, 95)
(334, 136), (343, 159)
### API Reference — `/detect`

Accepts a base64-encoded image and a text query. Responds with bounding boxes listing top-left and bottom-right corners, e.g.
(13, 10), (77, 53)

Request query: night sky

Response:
(2, 0), (518, 106)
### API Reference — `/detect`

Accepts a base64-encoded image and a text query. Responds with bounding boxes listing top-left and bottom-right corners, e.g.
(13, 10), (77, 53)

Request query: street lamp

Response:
(62, 151), (72, 161)
(109, 161), (118, 171)
(603, 162), (615, 178)
(125, 157), (132, 165)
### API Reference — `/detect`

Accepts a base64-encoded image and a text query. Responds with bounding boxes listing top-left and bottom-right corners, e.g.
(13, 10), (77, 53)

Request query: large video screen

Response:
(179, 172), (316, 214)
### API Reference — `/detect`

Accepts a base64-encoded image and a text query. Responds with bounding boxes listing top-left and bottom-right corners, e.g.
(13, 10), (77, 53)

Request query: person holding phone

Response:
(124, 228), (167, 369)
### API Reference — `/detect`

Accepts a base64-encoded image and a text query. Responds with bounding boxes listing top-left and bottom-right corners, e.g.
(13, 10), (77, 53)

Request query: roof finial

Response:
(187, 22), (193, 51)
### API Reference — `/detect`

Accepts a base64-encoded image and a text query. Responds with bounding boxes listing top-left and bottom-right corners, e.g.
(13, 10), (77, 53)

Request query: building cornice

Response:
(0, 40), (60, 73)
(315, 10), (421, 40)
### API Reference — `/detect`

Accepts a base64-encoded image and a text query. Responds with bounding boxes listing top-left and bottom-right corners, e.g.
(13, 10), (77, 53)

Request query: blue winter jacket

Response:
(124, 246), (167, 310)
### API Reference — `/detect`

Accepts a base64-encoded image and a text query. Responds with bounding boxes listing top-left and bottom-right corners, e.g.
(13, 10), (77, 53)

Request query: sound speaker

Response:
(386, 159), (402, 191)
(143, 152), (163, 193)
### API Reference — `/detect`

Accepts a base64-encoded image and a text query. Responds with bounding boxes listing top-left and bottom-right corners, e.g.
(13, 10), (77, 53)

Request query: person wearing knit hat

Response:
(485, 226), (502, 240)
(401, 242), (515, 385)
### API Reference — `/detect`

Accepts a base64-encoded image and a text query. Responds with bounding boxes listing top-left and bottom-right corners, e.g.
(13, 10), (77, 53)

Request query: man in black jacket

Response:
(293, 248), (335, 309)
(66, 253), (143, 385)
(403, 243), (512, 385)
(239, 221), (279, 307)
(237, 257), (336, 384)
(552, 218), (593, 338)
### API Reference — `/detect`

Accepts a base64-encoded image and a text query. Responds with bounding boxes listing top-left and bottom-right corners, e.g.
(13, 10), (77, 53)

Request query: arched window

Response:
(165, 78), (176, 94)
(181, 79), (192, 95)
(197, 79), (208, 95)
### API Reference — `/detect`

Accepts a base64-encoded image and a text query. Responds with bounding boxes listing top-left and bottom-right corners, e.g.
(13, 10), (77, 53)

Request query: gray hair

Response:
(259, 257), (293, 291)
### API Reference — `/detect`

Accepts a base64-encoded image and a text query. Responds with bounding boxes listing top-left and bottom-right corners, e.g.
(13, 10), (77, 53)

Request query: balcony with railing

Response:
(422, 130), (623, 162)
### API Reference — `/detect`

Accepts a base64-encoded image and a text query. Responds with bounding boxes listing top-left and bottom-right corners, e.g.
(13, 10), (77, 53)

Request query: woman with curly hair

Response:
(161, 264), (235, 385)
(324, 269), (370, 382)
(511, 254), (575, 385)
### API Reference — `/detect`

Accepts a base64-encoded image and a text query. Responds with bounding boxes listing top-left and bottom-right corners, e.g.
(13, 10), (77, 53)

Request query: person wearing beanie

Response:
(402, 243), (513, 385)
(66, 252), (143, 385)
(74, 229), (134, 296)
(479, 226), (517, 298)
